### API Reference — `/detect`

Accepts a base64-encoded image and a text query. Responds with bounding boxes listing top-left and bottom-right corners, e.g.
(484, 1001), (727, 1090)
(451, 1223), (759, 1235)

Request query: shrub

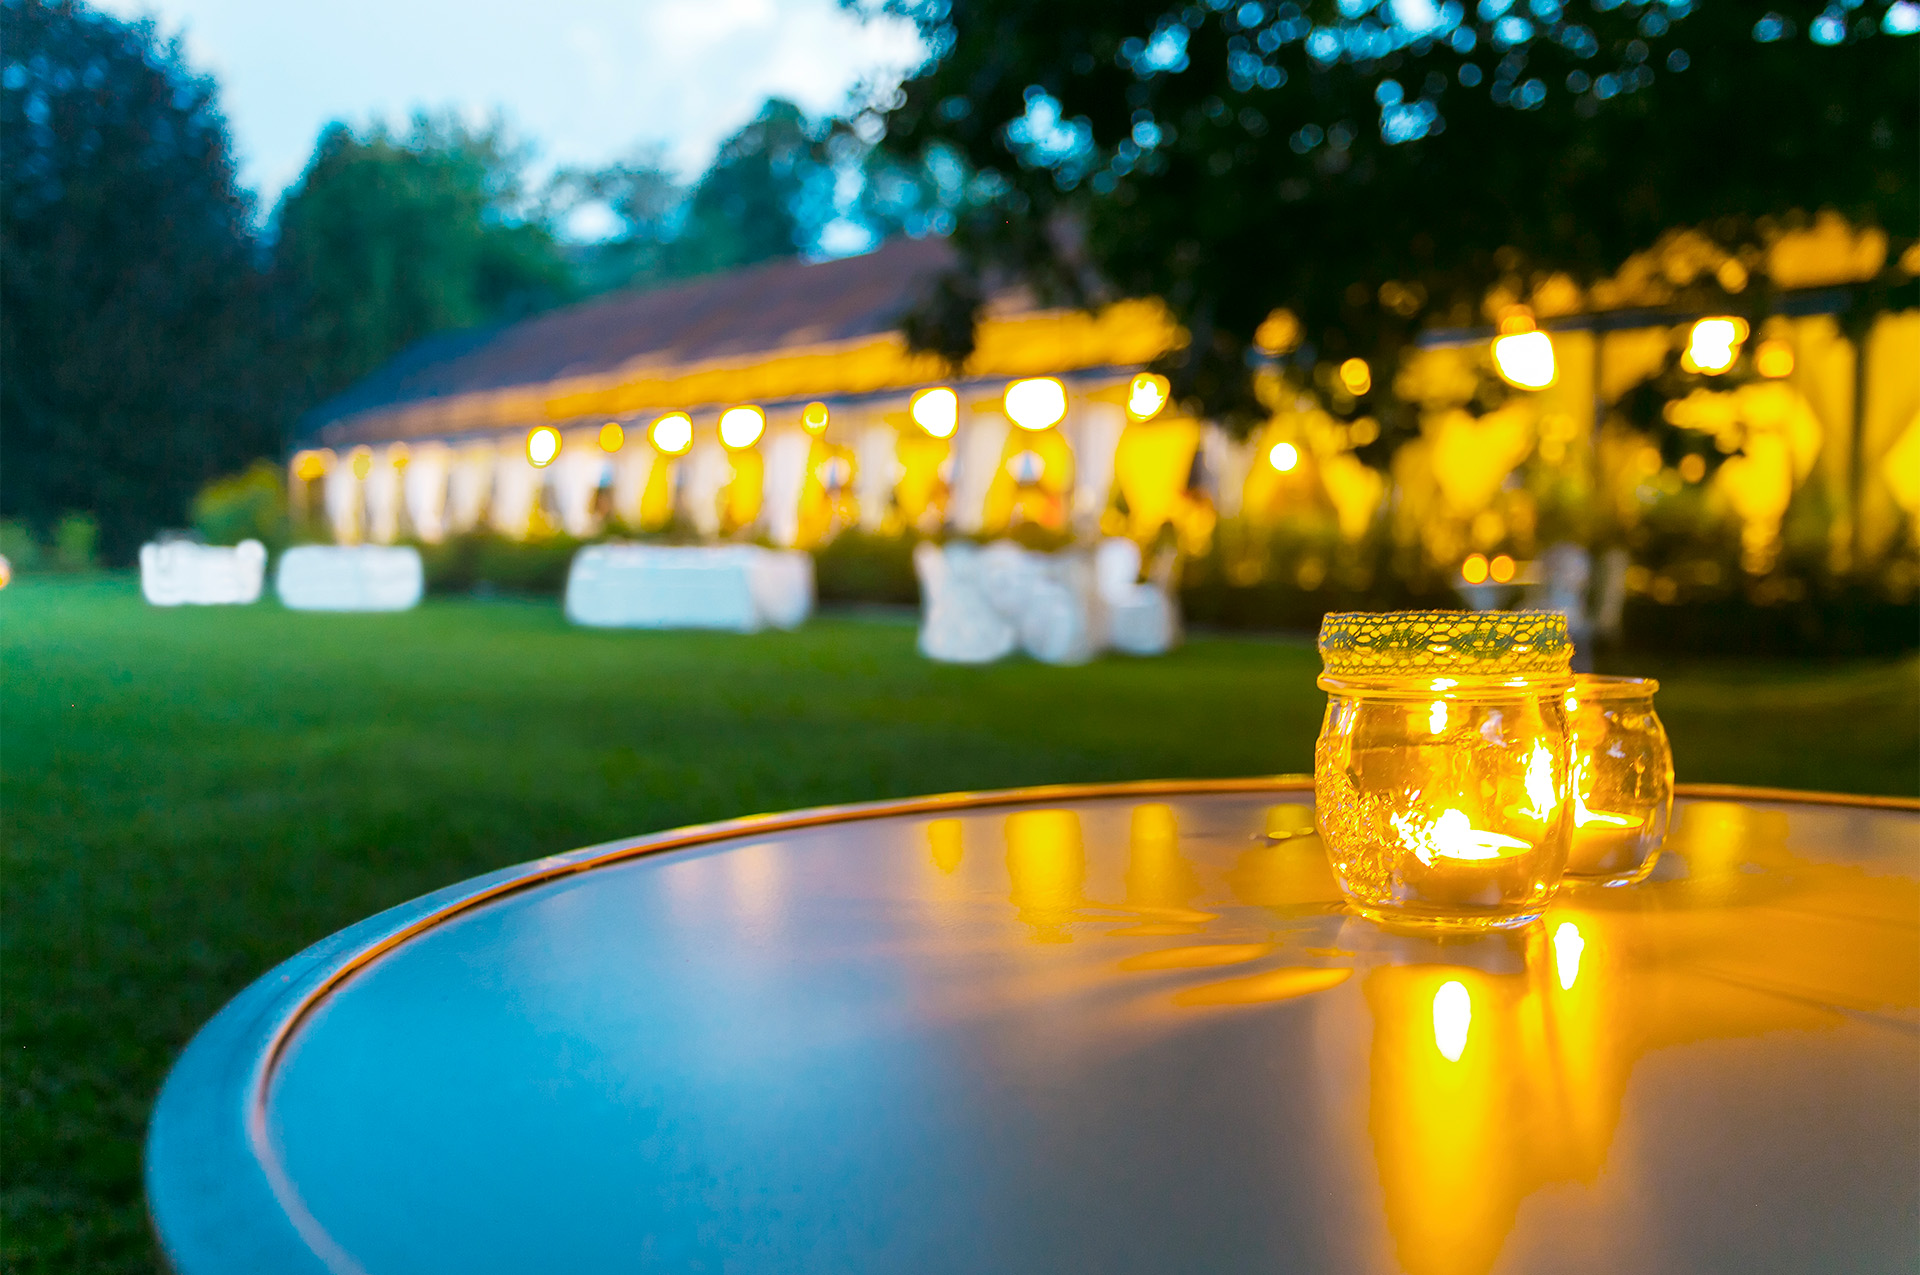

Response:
(49, 513), (98, 570)
(192, 462), (289, 549)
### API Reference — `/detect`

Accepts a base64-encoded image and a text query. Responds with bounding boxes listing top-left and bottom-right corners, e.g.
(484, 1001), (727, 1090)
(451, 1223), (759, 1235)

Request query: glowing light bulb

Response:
(1004, 377), (1067, 430)
(1461, 553), (1489, 584)
(801, 401), (831, 434)
(1433, 980), (1471, 1062)
(1684, 317), (1747, 375)
(1127, 372), (1169, 420)
(1489, 553), (1516, 583)
(598, 421), (624, 452)
(719, 406), (765, 448)
(1269, 441), (1300, 472)
(526, 427), (560, 468)
(1338, 357), (1372, 396)
(649, 412), (693, 456)
(910, 387), (959, 438)
(1754, 338), (1794, 379)
(1554, 921), (1585, 991)
(1492, 329), (1557, 389)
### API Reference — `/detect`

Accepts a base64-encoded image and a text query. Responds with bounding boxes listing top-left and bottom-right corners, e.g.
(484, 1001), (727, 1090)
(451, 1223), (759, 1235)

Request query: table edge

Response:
(142, 777), (1916, 1275)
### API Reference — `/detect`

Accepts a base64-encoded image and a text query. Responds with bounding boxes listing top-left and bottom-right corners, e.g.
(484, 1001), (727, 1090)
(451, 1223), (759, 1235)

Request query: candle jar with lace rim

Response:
(1563, 675), (1672, 886)
(1314, 611), (1575, 931)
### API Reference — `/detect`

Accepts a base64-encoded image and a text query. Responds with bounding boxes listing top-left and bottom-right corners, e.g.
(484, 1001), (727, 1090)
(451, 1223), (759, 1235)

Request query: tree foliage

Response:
(0, 0), (285, 559)
(273, 115), (576, 402)
(877, 0), (1919, 428)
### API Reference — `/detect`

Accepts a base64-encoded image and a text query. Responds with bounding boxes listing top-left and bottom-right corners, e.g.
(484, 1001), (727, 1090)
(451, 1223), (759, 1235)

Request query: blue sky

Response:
(94, 0), (927, 233)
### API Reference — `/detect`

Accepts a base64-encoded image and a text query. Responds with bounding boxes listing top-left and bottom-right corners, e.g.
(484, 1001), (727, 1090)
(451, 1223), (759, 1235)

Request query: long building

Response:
(294, 227), (1919, 592)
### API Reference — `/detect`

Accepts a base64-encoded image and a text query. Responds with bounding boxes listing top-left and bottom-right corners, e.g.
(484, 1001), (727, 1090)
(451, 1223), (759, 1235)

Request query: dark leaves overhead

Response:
(876, 0), (1918, 429)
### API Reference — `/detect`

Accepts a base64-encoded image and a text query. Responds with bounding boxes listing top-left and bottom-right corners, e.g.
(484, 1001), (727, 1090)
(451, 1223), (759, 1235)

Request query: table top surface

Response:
(147, 780), (1920, 1275)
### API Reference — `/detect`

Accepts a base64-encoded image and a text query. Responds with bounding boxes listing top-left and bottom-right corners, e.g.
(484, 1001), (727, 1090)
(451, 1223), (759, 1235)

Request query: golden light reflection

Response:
(597, 421), (624, 452)
(1268, 441), (1300, 472)
(1461, 553), (1489, 584)
(1005, 809), (1085, 943)
(801, 400), (831, 434)
(1488, 553), (1516, 583)
(1432, 979), (1472, 1061)
(1553, 920), (1585, 990)
(349, 446), (373, 480)
(928, 818), (964, 875)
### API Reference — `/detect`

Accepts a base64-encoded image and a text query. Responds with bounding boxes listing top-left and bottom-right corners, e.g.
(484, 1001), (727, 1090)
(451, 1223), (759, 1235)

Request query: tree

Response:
(0, 0), (286, 559)
(877, 0), (1919, 429)
(273, 115), (574, 401)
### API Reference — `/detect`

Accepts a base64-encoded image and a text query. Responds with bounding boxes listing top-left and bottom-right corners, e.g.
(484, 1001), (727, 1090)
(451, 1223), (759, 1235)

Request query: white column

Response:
(365, 449), (403, 544)
(551, 434), (604, 539)
(854, 422), (900, 532)
(760, 428), (811, 547)
(949, 408), (1010, 535)
(491, 449), (538, 537)
(610, 444), (655, 529)
(1069, 400), (1125, 537)
(403, 443), (451, 543)
(323, 460), (361, 544)
(680, 436), (730, 538)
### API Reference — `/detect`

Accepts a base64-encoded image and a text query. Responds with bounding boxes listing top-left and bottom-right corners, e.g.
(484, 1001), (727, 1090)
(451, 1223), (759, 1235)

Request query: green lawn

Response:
(3, 575), (1915, 1273)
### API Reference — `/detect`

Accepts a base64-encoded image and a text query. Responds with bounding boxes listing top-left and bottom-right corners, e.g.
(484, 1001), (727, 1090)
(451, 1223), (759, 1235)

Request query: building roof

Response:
(297, 237), (1182, 450)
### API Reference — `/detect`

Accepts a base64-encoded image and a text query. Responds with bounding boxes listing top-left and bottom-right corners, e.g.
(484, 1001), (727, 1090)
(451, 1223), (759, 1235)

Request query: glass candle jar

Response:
(1315, 611), (1575, 931)
(1562, 675), (1673, 886)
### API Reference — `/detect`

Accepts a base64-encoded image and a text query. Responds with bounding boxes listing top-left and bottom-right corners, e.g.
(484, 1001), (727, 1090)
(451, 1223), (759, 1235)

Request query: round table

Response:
(147, 780), (1920, 1275)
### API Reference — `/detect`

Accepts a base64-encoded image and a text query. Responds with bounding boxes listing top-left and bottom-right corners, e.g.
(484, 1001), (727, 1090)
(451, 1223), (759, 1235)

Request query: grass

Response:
(2, 575), (1915, 1273)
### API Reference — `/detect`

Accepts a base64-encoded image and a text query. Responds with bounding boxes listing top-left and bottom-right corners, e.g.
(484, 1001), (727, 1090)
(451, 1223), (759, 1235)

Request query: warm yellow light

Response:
(293, 450), (329, 481)
(526, 427), (560, 468)
(1338, 357), (1372, 396)
(649, 412), (693, 456)
(598, 421), (624, 452)
(801, 401), (831, 434)
(1127, 372), (1169, 420)
(1254, 308), (1301, 354)
(1433, 980), (1471, 1062)
(719, 405), (765, 449)
(1004, 377), (1067, 430)
(1754, 338), (1795, 379)
(1553, 921), (1585, 991)
(1684, 317), (1747, 375)
(1393, 808), (1533, 864)
(1679, 454), (1706, 483)
(1269, 441), (1300, 472)
(910, 387), (959, 438)
(1461, 553), (1489, 584)
(350, 447), (373, 480)
(1428, 700), (1448, 734)
(1492, 330), (1556, 389)
(0, 556), (10, 589)
(1489, 554), (1516, 584)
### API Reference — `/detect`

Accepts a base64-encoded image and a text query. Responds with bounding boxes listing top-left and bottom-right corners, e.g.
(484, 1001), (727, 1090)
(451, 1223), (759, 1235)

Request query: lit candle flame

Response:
(1433, 980), (1471, 1061)
(1428, 700), (1448, 734)
(1553, 921), (1585, 990)
(1393, 808), (1533, 865)
(1520, 741), (1560, 822)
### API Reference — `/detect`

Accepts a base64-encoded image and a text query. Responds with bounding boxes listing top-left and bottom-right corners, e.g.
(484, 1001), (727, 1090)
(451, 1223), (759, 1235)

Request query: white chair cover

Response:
(276, 545), (424, 612)
(564, 544), (814, 632)
(1094, 538), (1183, 656)
(914, 541), (1017, 663)
(140, 540), (266, 607)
